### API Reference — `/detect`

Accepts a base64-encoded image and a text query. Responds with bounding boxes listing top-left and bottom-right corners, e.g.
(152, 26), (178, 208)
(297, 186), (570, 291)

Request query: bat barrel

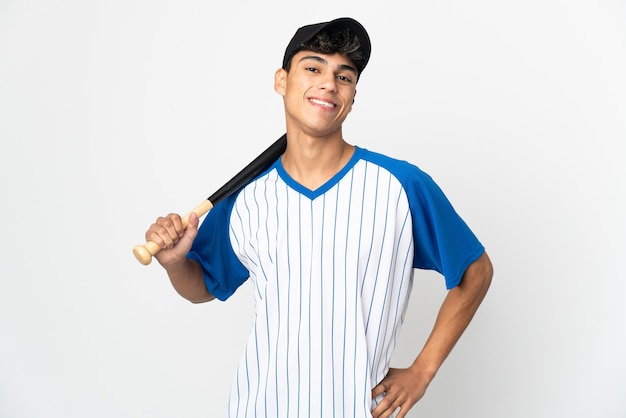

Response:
(208, 134), (287, 205)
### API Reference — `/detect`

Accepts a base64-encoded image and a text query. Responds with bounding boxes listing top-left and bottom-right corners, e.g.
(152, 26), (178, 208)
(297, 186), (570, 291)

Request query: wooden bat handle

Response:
(132, 199), (214, 265)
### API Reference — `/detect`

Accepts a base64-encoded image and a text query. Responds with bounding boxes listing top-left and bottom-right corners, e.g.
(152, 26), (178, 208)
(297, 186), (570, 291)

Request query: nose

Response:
(318, 73), (337, 92)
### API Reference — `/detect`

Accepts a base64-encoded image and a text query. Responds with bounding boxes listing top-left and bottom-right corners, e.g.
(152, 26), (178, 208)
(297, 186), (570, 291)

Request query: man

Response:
(144, 17), (492, 418)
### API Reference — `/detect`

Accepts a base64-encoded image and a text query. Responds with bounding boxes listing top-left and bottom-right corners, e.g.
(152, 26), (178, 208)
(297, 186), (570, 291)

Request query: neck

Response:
(281, 131), (355, 191)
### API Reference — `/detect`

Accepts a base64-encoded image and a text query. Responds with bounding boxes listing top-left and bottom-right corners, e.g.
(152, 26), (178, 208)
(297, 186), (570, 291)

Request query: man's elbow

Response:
(461, 251), (493, 300)
(189, 286), (218, 303)
(177, 289), (216, 304)
(188, 294), (216, 304)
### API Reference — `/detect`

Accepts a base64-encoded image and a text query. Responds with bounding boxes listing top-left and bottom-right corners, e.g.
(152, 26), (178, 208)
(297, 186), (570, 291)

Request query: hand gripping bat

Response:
(132, 134), (287, 265)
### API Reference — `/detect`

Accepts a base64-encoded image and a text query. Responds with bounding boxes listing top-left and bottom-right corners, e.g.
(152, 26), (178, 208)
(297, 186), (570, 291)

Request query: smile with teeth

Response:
(310, 98), (336, 108)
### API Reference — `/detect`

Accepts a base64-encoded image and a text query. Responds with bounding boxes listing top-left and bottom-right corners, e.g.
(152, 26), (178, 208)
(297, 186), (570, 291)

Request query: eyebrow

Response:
(298, 55), (358, 75)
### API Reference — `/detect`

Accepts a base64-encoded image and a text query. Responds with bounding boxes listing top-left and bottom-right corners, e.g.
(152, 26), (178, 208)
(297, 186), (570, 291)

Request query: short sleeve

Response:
(362, 149), (484, 289)
(187, 194), (250, 300)
(404, 168), (484, 289)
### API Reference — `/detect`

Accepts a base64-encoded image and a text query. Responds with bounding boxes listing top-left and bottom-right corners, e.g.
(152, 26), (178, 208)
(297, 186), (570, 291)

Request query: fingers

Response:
(187, 212), (199, 234)
(371, 367), (425, 418)
(372, 381), (387, 399)
(372, 382), (393, 418)
(372, 393), (404, 418)
(178, 212), (200, 246)
(146, 213), (185, 249)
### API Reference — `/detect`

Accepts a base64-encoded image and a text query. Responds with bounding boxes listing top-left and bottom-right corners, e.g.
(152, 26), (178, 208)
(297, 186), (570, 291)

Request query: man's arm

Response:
(145, 211), (215, 303)
(372, 251), (493, 418)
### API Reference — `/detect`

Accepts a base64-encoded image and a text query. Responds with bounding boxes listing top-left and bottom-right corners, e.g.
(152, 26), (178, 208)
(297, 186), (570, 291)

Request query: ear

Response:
(274, 68), (287, 96)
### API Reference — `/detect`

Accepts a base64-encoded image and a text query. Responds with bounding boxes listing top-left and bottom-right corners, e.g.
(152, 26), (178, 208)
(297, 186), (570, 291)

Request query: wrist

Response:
(410, 355), (440, 385)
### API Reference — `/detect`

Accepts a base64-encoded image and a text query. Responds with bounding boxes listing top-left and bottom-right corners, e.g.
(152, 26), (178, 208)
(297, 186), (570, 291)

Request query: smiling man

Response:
(143, 17), (492, 418)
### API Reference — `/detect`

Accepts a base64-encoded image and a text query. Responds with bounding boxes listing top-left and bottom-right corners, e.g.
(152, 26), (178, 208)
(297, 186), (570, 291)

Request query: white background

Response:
(1, 1), (625, 417)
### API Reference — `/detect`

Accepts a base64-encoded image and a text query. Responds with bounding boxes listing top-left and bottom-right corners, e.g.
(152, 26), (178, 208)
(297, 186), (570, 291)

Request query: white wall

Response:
(1, 1), (624, 417)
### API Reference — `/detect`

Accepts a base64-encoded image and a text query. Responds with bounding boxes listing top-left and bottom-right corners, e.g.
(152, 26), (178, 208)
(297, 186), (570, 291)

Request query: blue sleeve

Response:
(404, 167), (484, 289)
(186, 194), (250, 301)
(364, 149), (484, 289)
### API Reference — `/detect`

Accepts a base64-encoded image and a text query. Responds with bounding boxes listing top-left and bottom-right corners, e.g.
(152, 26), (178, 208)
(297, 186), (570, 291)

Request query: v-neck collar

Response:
(274, 146), (364, 200)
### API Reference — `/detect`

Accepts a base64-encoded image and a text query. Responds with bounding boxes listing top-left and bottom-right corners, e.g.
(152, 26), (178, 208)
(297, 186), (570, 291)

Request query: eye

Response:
(305, 67), (319, 73)
(337, 75), (354, 84)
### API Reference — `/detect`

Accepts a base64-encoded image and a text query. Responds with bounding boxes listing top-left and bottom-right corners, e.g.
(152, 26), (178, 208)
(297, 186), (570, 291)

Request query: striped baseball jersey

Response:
(188, 146), (484, 418)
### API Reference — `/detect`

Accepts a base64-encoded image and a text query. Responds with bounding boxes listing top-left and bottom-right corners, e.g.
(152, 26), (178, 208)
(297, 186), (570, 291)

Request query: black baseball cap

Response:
(282, 17), (371, 77)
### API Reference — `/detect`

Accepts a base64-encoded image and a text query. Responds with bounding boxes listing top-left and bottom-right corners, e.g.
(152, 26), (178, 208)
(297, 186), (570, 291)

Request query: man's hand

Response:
(145, 212), (199, 268)
(371, 366), (431, 418)
(144, 212), (212, 303)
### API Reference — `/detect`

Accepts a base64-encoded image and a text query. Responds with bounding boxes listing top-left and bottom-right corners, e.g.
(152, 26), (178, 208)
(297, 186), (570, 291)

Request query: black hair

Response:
(284, 28), (367, 76)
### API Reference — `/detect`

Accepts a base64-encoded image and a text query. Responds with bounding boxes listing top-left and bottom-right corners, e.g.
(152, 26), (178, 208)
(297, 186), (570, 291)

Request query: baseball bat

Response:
(133, 133), (287, 265)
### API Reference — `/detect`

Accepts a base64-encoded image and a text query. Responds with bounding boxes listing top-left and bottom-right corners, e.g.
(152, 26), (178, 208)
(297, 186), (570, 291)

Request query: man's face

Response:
(275, 50), (358, 138)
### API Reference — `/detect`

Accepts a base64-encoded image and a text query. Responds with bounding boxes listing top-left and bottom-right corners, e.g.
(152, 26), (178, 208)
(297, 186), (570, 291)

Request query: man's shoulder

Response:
(357, 147), (430, 183)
